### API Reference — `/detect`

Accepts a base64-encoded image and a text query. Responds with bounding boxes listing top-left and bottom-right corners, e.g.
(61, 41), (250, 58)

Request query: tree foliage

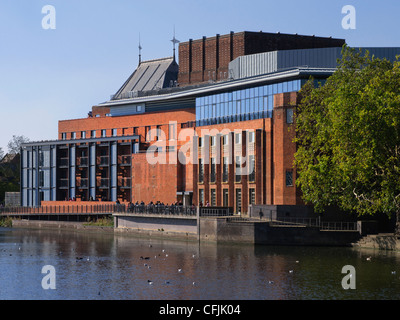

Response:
(7, 135), (29, 155)
(294, 46), (400, 218)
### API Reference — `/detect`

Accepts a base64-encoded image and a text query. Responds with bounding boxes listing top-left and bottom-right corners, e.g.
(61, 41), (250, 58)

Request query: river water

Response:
(0, 227), (399, 300)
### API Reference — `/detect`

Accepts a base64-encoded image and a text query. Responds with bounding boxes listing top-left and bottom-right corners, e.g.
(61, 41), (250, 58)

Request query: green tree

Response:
(294, 46), (400, 222)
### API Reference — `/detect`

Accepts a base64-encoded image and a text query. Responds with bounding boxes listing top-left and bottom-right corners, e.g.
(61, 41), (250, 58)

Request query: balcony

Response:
(119, 177), (131, 188)
(58, 158), (69, 167)
(77, 178), (88, 188)
(59, 179), (68, 188)
(119, 155), (131, 166)
(77, 157), (88, 167)
(98, 156), (109, 166)
(98, 178), (109, 188)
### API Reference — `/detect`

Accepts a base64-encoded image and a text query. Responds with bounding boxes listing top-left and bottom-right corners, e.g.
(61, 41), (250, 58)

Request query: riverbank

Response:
(352, 233), (400, 251)
(11, 219), (114, 235)
(9, 216), (365, 247)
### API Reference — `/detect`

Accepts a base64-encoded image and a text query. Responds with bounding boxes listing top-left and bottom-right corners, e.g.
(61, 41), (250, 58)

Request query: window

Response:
(145, 126), (151, 141)
(235, 189), (242, 213)
(112, 129), (117, 137)
(210, 136), (216, 147)
(101, 129), (106, 138)
(169, 123), (176, 140)
(61, 133), (66, 140)
(156, 125), (162, 141)
(38, 151), (44, 167)
(235, 156), (241, 182)
(198, 159), (204, 183)
(223, 189), (229, 207)
(39, 171), (44, 188)
(286, 108), (294, 124)
(211, 189), (216, 206)
(248, 131), (255, 143)
(136, 105), (142, 112)
(199, 189), (204, 206)
(223, 134), (229, 146)
(199, 137), (204, 148)
(249, 188), (255, 205)
(249, 155), (255, 182)
(210, 158), (216, 183)
(235, 132), (241, 144)
(236, 100), (241, 115)
(222, 157), (229, 182)
(71, 132), (76, 139)
(81, 131), (86, 139)
(286, 170), (294, 187)
(133, 127), (138, 135)
(91, 130), (96, 138)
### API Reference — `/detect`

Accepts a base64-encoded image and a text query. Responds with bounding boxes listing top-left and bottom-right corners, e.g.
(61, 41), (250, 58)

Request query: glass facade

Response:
(195, 79), (301, 126)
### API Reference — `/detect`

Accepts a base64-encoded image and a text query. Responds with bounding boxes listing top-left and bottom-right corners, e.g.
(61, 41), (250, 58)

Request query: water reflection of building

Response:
(20, 31), (400, 215)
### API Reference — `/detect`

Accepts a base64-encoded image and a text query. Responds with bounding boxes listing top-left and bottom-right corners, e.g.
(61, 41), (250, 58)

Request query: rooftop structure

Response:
(112, 57), (179, 100)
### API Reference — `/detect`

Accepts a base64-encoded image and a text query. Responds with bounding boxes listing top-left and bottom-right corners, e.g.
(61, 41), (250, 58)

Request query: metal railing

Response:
(126, 204), (196, 216)
(0, 204), (118, 215)
(270, 217), (358, 231)
(0, 204), (196, 217)
(119, 155), (131, 165)
(320, 221), (358, 231)
(200, 207), (232, 217)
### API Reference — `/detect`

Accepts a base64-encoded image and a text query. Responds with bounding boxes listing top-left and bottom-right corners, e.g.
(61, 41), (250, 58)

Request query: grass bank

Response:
(83, 216), (114, 227)
(0, 217), (13, 228)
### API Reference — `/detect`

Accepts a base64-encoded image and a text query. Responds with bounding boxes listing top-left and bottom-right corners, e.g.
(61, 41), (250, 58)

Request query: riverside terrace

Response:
(0, 202), (200, 222)
(0, 202), (364, 246)
(0, 201), (358, 232)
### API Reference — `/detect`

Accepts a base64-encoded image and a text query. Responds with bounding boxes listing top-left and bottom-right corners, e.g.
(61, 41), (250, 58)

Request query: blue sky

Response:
(0, 0), (399, 152)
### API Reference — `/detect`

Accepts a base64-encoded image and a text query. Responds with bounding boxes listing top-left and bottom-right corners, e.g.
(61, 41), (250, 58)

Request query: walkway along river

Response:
(1, 203), (363, 246)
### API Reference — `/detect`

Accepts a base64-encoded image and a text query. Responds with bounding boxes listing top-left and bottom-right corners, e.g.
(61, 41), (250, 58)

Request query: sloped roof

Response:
(112, 57), (179, 100)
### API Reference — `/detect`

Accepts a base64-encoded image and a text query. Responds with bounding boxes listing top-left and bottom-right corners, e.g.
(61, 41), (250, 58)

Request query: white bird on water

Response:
(178, 268), (182, 273)
(366, 256), (372, 261)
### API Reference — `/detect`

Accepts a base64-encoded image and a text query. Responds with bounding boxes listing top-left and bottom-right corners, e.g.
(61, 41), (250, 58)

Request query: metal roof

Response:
(229, 47), (400, 79)
(98, 67), (336, 107)
(99, 46), (400, 109)
(112, 57), (179, 100)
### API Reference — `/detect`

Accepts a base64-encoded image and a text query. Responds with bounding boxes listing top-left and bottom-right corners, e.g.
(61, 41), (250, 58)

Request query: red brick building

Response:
(21, 31), (349, 213)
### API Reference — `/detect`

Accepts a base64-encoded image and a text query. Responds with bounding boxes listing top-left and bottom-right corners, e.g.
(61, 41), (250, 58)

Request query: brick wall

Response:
(272, 92), (302, 205)
(131, 153), (179, 205)
(178, 31), (345, 86)
(58, 108), (196, 141)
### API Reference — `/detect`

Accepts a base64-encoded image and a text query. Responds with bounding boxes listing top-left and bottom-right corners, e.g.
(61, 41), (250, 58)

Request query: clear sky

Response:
(0, 0), (399, 152)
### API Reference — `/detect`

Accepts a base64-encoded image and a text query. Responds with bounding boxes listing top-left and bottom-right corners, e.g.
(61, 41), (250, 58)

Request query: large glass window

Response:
(195, 79), (302, 126)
